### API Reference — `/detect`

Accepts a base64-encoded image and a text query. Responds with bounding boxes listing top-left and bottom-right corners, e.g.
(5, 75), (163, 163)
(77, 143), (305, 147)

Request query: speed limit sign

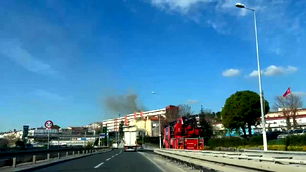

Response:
(44, 120), (54, 129)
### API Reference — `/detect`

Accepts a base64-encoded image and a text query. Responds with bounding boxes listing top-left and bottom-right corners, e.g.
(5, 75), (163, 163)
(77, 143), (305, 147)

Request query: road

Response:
(29, 149), (162, 172)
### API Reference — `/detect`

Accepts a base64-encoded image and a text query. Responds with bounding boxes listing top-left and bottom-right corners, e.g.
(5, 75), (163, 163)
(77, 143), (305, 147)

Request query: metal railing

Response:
(0, 147), (108, 169)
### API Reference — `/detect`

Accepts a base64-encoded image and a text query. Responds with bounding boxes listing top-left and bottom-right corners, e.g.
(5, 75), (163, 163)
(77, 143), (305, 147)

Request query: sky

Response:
(0, 0), (306, 132)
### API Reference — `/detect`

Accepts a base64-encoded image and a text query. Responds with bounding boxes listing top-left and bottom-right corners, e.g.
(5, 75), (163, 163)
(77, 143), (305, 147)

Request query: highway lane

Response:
(30, 149), (162, 172)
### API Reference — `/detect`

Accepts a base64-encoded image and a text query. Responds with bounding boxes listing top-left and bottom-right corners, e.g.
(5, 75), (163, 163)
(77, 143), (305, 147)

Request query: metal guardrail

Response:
(0, 147), (109, 169)
(242, 149), (306, 155)
(154, 149), (306, 172)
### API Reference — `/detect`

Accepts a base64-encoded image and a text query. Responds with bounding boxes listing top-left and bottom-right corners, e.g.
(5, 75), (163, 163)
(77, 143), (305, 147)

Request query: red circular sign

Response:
(45, 120), (54, 129)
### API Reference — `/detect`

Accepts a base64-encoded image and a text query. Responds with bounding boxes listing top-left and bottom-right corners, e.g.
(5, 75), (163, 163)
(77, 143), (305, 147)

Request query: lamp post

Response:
(235, 3), (268, 151)
(159, 113), (162, 149)
(117, 114), (121, 148)
(151, 91), (162, 149)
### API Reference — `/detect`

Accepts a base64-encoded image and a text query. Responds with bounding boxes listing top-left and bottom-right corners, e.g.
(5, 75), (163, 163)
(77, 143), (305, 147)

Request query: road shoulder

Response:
(138, 151), (197, 172)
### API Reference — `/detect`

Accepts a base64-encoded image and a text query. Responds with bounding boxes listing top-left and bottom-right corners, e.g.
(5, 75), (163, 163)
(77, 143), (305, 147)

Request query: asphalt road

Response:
(30, 149), (162, 172)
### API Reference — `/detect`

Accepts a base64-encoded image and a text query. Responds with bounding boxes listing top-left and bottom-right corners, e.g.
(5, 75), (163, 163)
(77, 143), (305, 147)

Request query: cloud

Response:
(0, 39), (58, 76)
(150, 0), (212, 13)
(248, 65), (298, 77)
(147, 0), (254, 33)
(222, 68), (240, 77)
(147, 0), (305, 55)
(265, 65), (297, 76)
(186, 99), (199, 104)
(293, 92), (306, 97)
(249, 70), (259, 77)
(32, 89), (64, 101)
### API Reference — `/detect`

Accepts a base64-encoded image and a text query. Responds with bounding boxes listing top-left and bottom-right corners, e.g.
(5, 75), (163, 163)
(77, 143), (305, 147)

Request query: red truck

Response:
(163, 116), (204, 150)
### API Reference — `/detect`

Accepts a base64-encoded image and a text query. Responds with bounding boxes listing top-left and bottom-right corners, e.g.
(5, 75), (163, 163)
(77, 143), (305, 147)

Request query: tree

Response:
(119, 121), (124, 139)
(0, 138), (9, 150)
(221, 90), (269, 137)
(215, 111), (222, 122)
(178, 104), (192, 117)
(15, 140), (25, 148)
(198, 111), (213, 144)
(4, 134), (19, 147)
(274, 94), (303, 130)
(165, 105), (180, 123)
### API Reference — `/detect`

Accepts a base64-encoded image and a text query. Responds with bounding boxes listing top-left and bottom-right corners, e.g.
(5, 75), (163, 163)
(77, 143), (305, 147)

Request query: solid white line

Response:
(106, 158), (111, 161)
(94, 162), (104, 168)
(138, 152), (166, 172)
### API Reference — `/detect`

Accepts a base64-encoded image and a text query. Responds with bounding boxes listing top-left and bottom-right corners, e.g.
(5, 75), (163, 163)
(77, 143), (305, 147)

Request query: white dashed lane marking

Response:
(94, 150), (123, 168)
(94, 162), (104, 169)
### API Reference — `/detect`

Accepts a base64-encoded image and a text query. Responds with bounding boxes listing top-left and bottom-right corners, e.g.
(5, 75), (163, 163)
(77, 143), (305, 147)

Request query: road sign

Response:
(100, 133), (106, 138)
(44, 120), (54, 129)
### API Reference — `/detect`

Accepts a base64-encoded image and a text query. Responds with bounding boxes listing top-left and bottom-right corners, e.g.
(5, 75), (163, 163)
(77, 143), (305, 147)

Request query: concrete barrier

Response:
(154, 149), (306, 172)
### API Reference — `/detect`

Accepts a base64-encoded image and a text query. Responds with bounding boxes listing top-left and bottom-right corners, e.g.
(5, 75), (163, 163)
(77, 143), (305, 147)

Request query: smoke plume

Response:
(104, 94), (145, 115)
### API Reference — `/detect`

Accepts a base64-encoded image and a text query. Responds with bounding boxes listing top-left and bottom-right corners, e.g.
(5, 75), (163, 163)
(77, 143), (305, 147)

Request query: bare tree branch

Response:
(274, 94), (303, 130)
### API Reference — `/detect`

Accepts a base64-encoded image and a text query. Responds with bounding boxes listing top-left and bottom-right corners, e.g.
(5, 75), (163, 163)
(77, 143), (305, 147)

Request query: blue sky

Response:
(1, 0), (306, 131)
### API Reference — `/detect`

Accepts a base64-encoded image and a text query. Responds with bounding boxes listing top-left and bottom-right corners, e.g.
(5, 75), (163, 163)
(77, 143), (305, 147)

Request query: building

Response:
(0, 130), (23, 140)
(85, 122), (103, 131)
(262, 108), (306, 131)
(99, 105), (178, 137)
(210, 108), (306, 136)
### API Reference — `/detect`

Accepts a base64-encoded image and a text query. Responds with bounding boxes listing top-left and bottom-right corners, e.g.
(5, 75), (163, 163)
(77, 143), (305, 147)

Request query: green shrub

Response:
(287, 145), (305, 151)
(208, 137), (245, 148)
(268, 145), (286, 151)
(248, 136), (263, 145)
(86, 142), (94, 149)
(207, 134), (306, 151)
(285, 134), (306, 146)
(268, 139), (285, 145)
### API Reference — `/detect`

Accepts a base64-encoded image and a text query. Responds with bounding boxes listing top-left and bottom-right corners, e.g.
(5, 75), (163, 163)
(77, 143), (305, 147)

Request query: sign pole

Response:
(44, 120), (54, 150)
(47, 129), (50, 149)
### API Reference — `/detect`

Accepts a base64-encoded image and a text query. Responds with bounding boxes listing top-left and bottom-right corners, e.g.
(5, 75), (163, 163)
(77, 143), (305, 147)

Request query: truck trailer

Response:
(123, 128), (138, 151)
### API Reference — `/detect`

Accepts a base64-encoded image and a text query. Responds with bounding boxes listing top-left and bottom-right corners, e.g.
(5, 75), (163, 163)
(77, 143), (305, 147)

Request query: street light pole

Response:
(253, 9), (268, 152)
(151, 91), (162, 149)
(236, 3), (268, 151)
(159, 114), (161, 149)
(117, 114), (121, 148)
